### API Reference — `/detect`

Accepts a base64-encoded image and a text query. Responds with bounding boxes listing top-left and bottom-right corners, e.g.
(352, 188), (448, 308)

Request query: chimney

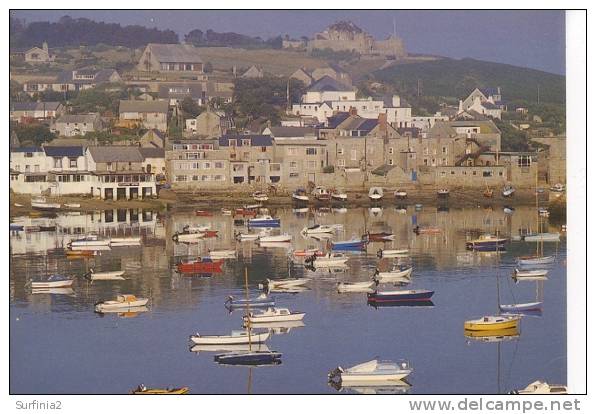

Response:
(497, 86), (501, 95)
(458, 100), (463, 112)
(42, 42), (48, 52)
(349, 106), (357, 116)
(392, 95), (401, 108)
(378, 113), (387, 133)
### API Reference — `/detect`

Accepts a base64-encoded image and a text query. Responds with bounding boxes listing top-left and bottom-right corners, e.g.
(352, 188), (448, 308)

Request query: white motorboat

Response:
(549, 183), (565, 193)
(262, 278), (310, 289)
(258, 234), (292, 243)
(394, 189), (407, 199)
(68, 234), (110, 248)
(301, 224), (339, 235)
(523, 233), (560, 242)
(189, 330), (270, 345)
(183, 225), (210, 233)
(63, 203), (80, 208)
(31, 197), (61, 210)
(377, 249), (409, 258)
(305, 252), (349, 268)
(252, 191), (269, 202)
(331, 189), (348, 201)
(374, 266), (413, 283)
(517, 255), (556, 266)
(502, 185), (516, 197)
(337, 281), (376, 293)
(368, 187), (384, 201)
(243, 307), (306, 324)
(172, 232), (205, 243)
(329, 359), (413, 385)
(292, 189), (309, 203)
(85, 269), (126, 281)
(30, 275), (74, 289)
(510, 381), (567, 394)
(190, 343), (271, 354)
(110, 237), (142, 247)
(312, 186), (332, 202)
(95, 294), (148, 312)
(514, 268), (549, 279)
(208, 250), (237, 259)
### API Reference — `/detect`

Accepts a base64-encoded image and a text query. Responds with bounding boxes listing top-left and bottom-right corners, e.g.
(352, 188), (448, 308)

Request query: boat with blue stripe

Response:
(248, 215), (280, 227)
(331, 239), (367, 251)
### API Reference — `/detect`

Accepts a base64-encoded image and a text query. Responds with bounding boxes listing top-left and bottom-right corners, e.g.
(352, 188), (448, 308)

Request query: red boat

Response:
(201, 230), (219, 238)
(234, 208), (257, 217)
(195, 210), (213, 217)
(177, 257), (223, 273)
(364, 232), (395, 242)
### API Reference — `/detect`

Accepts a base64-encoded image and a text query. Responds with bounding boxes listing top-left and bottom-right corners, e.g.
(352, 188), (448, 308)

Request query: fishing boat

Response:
(364, 232), (395, 242)
(550, 183), (565, 193)
(509, 381), (567, 394)
(190, 330), (270, 345)
(225, 293), (275, 308)
(262, 278), (310, 289)
(502, 185), (515, 197)
(258, 234), (292, 243)
(110, 237), (142, 247)
(132, 384), (189, 395)
(252, 191), (269, 202)
(368, 187), (384, 201)
(394, 189), (407, 199)
(305, 252), (349, 268)
(248, 215), (280, 227)
(95, 294), (149, 312)
(331, 238), (367, 251)
(523, 233), (560, 242)
(30, 274), (74, 289)
(367, 289), (433, 303)
(513, 268), (548, 279)
(195, 210), (213, 217)
(437, 188), (450, 197)
(172, 231), (205, 243)
(312, 186), (332, 202)
(331, 189), (348, 201)
(31, 196), (61, 210)
(377, 248), (409, 258)
(499, 302), (542, 312)
(177, 257), (223, 273)
(68, 234), (110, 248)
(243, 307), (305, 324)
(517, 255), (556, 266)
(301, 224), (337, 235)
(413, 225), (441, 235)
(464, 315), (521, 331)
(337, 281), (376, 293)
(207, 250), (237, 259)
(328, 359), (413, 385)
(85, 269), (126, 281)
(214, 350), (282, 366)
(292, 188), (309, 203)
(374, 265), (413, 283)
(466, 234), (507, 251)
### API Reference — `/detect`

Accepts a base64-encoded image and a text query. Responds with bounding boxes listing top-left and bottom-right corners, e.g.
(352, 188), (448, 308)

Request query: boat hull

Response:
(464, 318), (519, 331)
(245, 313), (305, 323)
(31, 279), (74, 288)
(95, 299), (148, 312)
(248, 219), (281, 228)
(190, 331), (270, 345)
(177, 260), (223, 273)
(367, 289), (433, 302)
(214, 351), (282, 365)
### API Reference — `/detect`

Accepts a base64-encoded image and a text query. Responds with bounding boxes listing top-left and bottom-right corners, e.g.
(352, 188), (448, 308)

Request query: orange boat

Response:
(177, 257), (223, 273)
(65, 249), (97, 257)
(413, 226), (442, 235)
(195, 210), (213, 217)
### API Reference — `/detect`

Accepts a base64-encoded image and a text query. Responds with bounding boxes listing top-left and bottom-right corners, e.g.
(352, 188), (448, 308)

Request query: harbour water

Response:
(9, 205), (566, 394)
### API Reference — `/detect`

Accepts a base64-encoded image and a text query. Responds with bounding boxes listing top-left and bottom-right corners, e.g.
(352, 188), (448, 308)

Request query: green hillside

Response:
(373, 58), (565, 104)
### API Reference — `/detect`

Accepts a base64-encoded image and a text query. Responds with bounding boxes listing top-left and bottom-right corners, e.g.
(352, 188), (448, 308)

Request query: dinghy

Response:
(85, 269), (126, 281)
(95, 294), (148, 312)
(190, 330), (270, 345)
(502, 185), (515, 197)
(377, 249), (409, 258)
(290, 249), (325, 259)
(312, 186), (332, 202)
(110, 237), (141, 247)
(252, 191), (269, 202)
(374, 266), (413, 283)
(207, 250), (237, 259)
(225, 293), (275, 308)
(510, 381), (567, 395)
(262, 278), (310, 289)
(394, 189), (407, 199)
(331, 189), (348, 201)
(523, 233), (560, 242)
(499, 302), (542, 312)
(368, 289), (433, 303)
(68, 234), (110, 248)
(243, 307), (305, 324)
(214, 350), (282, 366)
(368, 187), (384, 201)
(517, 255), (556, 266)
(464, 315), (521, 331)
(132, 384), (189, 395)
(30, 274), (74, 289)
(292, 188), (309, 203)
(31, 197), (61, 210)
(337, 281), (376, 293)
(177, 257), (223, 273)
(305, 252), (349, 268)
(466, 234), (507, 251)
(301, 224), (337, 235)
(30, 287), (75, 295)
(413, 226), (441, 235)
(513, 268), (548, 279)
(258, 234), (292, 243)
(328, 359), (413, 385)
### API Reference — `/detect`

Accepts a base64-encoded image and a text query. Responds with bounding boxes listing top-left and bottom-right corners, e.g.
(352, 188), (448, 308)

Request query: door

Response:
(104, 188), (113, 200)
(308, 173), (315, 183)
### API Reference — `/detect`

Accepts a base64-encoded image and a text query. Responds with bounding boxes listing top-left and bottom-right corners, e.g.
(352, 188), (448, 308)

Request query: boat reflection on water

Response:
(242, 320), (305, 335)
(464, 327), (520, 343)
(329, 379), (412, 394)
(367, 300), (434, 309)
(190, 343), (271, 354)
(264, 286), (311, 294)
(96, 306), (149, 318)
(30, 287), (75, 296)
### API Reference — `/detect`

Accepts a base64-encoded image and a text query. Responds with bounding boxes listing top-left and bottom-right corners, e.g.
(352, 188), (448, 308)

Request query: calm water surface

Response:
(9, 205), (566, 394)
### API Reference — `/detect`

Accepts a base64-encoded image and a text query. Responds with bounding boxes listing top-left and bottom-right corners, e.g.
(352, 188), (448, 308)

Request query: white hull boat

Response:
(64, 203), (80, 208)
(31, 197), (61, 210)
(377, 249), (409, 258)
(173, 233), (205, 243)
(190, 330), (270, 345)
(244, 307), (305, 324)
(258, 234), (292, 243)
(110, 237), (142, 247)
(69, 236), (111, 248)
(306, 252), (349, 268)
(301, 224), (338, 235)
(191, 344), (271, 354)
(523, 233), (560, 242)
(263, 278), (310, 289)
(87, 270), (126, 281)
(394, 190), (407, 198)
(208, 250), (237, 259)
(517, 255), (556, 266)
(30, 277), (74, 289)
(252, 192), (269, 202)
(95, 294), (148, 312)
(337, 281), (376, 293)
(514, 268), (549, 279)
(184, 225), (210, 233)
(368, 187), (384, 201)
(331, 192), (348, 201)
(329, 360), (412, 385)
(374, 266), (413, 282)
(292, 193), (309, 203)
(510, 381), (567, 394)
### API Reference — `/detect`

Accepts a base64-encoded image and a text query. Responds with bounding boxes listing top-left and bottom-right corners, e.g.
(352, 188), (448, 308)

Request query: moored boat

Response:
(374, 265), (413, 283)
(225, 293), (275, 308)
(190, 330), (270, 345)
(132, 384), (189, 395)
(95, 294), (149, 312)
(68, 234), (110, 248)
(177, 257), (223, 273)
(331, 238), (367, 251)
(207, 249), (237, 259)
(9, 223), (24, 231)
(549, 183), (565, 193)
(394, 189), (407, 199)
(502, 185), (516, 197)
(262, 278), (310, 289)
(516, 255), (556, 266)
(312, 186), (332, 202)
(31, 196), (61, 210)
(465, 234), (507, 251)
(30, 274), (74, 289)
(509, 381), (567, 394)
(110, 237), (142, 247)
(301, 224), (338, 235)
(328, 359), (413, 385)
(368, 187), (384, 201)
(337, 281), (376, 293)
(513, 268), (548, 279)
(248, 215), (280, 228)
(331, 188), (348, 201)
(195, 210), (213, 217)
(376, 248), (409, 258)
(523, 233), (560, 242)
(463, 315), (521, 331)
(243, 307), (305, 324)
(172, 232), (205, 243)
(413, 225), (441, 235)
(305, 252), (349, 267)
(290, 249), (325, 258)
(214, 350), (282, 366)
(364, 232), (395, 242)
(258, 233), (292, 243)
(252, 191), (269, 202)
(85, 269), (126, 281)
(367, 288), (433, 302)
(292, 188), (309, 203)
(437, 188), (450, 197)
(499, 301), (542, 312)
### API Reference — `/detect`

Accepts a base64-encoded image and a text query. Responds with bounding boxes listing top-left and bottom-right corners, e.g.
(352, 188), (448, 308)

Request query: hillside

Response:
(373, 58), (565, 104)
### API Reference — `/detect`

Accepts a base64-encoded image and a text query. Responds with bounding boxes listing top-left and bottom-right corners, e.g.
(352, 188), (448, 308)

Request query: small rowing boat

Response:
(243, 307), (305, 324)
(85, 269), (126, 281)
(30, 274), (74, 289)
(190, 330), (270, 345)
(305, 252), (349, 268)
(225, 293), (275, 308)
(377, 248), (409, 258)
(368, 187), (384, 201)
(517, 255), (555, 266)
(337, 281), (376, 293)
(367, 289), (433, 303)
(328, 359), (412, 385)
(394, 189), (407, 199)
(374, 266), (412, 283)
(262, 278), (310, 289)
(95, 294), (149, 313)
(513, 268), (548, 279)
(207, 250), (237, 259)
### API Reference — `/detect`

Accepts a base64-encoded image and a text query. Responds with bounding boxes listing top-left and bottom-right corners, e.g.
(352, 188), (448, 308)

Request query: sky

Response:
(11, 10), (566, 75)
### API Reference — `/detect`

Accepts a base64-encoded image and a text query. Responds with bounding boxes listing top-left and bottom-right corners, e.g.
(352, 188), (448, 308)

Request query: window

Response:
(242, 139), (251, 147)
(337, 159), (345, 167)
(287, 147), (298, 155)
(442, 146), (447, 154)
(107, 162), (114, 171)
(290, 161), (298, 168)
(483, 171), (493, 177)
(215, 162), (224, 169)
(233, 164), (244, 172)
(306, 147), (317, 155)
(69, 158), (77, 168)
(337, 147), (344, 155)
(441, 171), (446, 177)
(350, 150), (358, 161)
(204, 162), (211, 169)
(175, 175), (187, 182)
(451, 170), (455, 175)
(25, 152), (33, 158)
(289, 172), (299, 178)
(308, 160), (316, 169)
(388, 159), (394, 165)
(54, 158), (62, 168)
(214, 175), (224, 181)
(517, 155), (531, 167)
(261, 146), (267, 152)
(388, 147), (394, 154)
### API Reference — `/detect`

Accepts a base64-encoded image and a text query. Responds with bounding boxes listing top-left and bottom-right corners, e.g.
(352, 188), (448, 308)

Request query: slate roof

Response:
(11, 101), (61, 111)
(55, 113), (100, 124)
(308, 75), (353, 92)
(268, 126), (316, 138)
(119, 100), (169, 114)
(87, 146), (144, 163)
(325, 112), (351, 129)
(219, 135), (273, 147)
(147, 43), (203, 63)
(138, 148), (165, 159)
(43, 146), (85, 157)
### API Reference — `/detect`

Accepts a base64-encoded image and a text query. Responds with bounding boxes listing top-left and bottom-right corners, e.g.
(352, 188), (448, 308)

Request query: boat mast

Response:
(245, 265), (252, 351)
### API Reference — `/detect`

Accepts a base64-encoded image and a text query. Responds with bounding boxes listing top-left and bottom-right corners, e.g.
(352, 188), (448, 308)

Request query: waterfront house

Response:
(119, 100), (169, 132)
(166, 139), (230, 189)
(10, 147), (49, 195)
(53, 113), (103, 137)
(218, 134), (276, 186)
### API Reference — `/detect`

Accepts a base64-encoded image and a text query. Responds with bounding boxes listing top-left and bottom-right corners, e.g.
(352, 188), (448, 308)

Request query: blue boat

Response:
(466, 235), (507, 251)
(214, 350), (282, 366)
(248, 215), (280, 228)
(367, 289), (434, 303)
(9, 224), (24, 232)
(331, 239), (367, 251)
(368, 300), (434, 308)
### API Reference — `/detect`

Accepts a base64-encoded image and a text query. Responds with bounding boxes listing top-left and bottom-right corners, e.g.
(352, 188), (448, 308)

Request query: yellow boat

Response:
(132, 384), (189, 395)
(463, 315), (520, 331)
(464, 326), (520, 341)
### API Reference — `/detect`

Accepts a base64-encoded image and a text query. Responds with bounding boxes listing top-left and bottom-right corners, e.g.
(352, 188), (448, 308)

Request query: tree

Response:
(180, 97), (202, 119)
(10, 123), (56, 146)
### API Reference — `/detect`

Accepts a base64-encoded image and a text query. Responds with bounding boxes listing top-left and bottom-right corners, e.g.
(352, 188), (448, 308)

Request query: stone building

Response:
(137, 43), (204, 74)
(119, 100), (169, 131)
(53, 113), (103, 137)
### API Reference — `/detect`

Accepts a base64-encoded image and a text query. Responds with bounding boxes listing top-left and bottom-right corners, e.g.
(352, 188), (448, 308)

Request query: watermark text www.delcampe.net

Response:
(409, 397), (581, 413)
